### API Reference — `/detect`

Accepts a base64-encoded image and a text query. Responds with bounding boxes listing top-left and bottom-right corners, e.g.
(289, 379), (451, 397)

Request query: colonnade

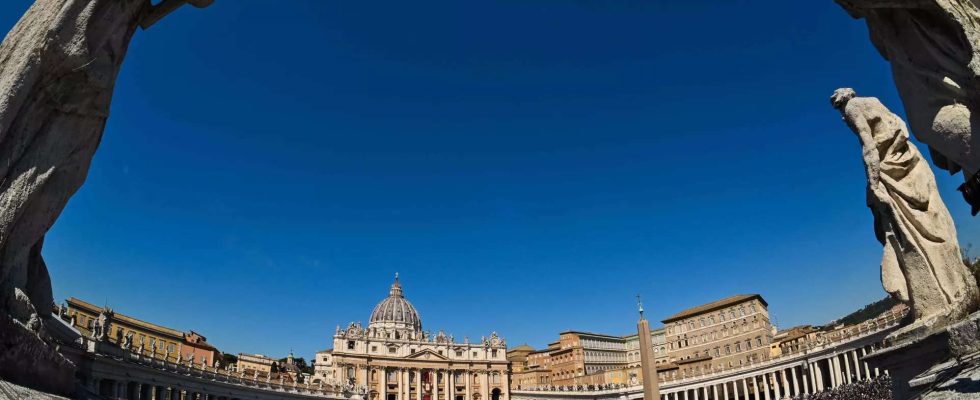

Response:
(87, 377), (241, 400)
(658, 345), (884, 400)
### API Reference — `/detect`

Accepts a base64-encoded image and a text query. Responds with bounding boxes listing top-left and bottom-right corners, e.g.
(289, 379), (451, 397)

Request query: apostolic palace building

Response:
(314, 275), (510, 400)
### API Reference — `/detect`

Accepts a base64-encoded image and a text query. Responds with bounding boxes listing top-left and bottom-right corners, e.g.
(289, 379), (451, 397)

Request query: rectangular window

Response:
(347, 341), (355, 350)
(371, 345), (378, 352)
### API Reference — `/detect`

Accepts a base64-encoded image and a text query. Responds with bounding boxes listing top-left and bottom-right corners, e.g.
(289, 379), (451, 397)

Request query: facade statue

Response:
(0, 0), (211, 392)
(832, 88), (980, 339)
(836, 0), (980, 213)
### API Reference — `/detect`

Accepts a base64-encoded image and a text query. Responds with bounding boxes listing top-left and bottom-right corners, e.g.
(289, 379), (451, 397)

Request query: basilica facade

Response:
(314, 276), (510, 400)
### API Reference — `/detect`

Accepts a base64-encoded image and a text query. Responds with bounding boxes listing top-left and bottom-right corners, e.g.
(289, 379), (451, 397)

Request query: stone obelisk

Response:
(637, 295), (660, 400)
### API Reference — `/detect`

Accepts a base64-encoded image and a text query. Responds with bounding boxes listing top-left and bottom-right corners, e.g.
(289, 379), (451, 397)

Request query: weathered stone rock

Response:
(0, 0), (211, 394)
(831, 88), (980, 341)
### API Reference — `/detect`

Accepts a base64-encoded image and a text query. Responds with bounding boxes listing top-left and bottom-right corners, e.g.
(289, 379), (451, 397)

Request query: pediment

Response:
(406, 349), (449, 360)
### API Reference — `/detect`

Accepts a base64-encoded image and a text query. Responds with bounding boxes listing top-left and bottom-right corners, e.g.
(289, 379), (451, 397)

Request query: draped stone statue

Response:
(832, 88), (980, 339)
(0, 0), (211, 393)
(836, 0), (980, 213)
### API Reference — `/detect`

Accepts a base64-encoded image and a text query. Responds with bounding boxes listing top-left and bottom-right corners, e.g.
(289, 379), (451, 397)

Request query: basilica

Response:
(314, 276), (510, 400)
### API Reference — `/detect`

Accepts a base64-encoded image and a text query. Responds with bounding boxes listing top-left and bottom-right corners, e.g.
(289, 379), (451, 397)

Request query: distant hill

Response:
(834, 296), (900, 326)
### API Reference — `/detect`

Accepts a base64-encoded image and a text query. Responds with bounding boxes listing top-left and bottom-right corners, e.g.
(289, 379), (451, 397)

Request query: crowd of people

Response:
(791, 376), (892, 400)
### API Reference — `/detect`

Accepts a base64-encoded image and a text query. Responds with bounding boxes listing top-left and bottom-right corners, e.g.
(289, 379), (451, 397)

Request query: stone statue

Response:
(836, 0), (980, 213)
(832, 88), (980, 339)
(122, 332), (134, 350)
(0, 0), (211, 392)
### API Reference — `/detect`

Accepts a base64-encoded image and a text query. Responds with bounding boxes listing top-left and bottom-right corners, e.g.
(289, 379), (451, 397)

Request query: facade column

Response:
(380, 367), (387, 400)
(740, 379), (749, 400)
(751, 376), (759, 400)
(416, 369), (423, 400)
(446, 370), (452, 400)
(480, 371), (489, 400)
(712, 384), (718, 400)
(501, 371), (508, 400)
(843, 353), (853, 384)
(722, 381), (729, 400)
(403, 369), (410, 400)
(827, 359), (836, 389)
(465, 371), (471, 400)
(692, 386), (699, 400)
(431, 370), (437, 400)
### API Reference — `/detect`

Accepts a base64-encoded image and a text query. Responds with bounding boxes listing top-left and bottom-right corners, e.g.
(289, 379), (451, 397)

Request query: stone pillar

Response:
(761, 374), (770, 400)
(741, 379), (749, 400)
(770, 373), (780, 399)
(843, 353), (852, 384)
(416, 369), (423, 400)
(481, 371), (489, 400)
(431, 370), (438, 400)
(751, 376), (759, 400)
(361, 365), (370, 386)
(791, 367), (799, 396)
(837, 356), (846, 386)
(380, 367), (388, 400)
(722, 381), (729, 400)
(781, 370), (790, 398)
(860, 348), (871, 379)
(712, 384), (718, 400)
(832, 357), (842, 388)
(692, 386), (699, 400)
(500, 371), (508, 400)
(445, 370), (452, 400)
(801, 366), (809, 395)
(404, 369), (410, 400)
(465, 371), (472, 400)
(851, 351), (862, 381)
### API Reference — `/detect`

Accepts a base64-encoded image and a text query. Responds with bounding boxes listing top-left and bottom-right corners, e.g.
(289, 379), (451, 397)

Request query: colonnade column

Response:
(722, 381), (729, 400)
(843, 353), (853, 384)
(851, 351), (862, 381)
(860, 348), (871, 379)
(836, 356), (844, 387)
(750, 376), (759, 400)
(801, 366), (809, 395)
(791, 367), (799, 396)
(771, 372), (780, 399)
(465, 371), (471, 400)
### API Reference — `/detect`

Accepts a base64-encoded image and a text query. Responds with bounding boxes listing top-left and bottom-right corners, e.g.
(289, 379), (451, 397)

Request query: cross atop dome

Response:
(390, 272), (403, 297)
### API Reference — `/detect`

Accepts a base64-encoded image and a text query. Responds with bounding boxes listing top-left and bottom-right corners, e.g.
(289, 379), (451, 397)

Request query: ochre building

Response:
(314, 276), (510, 400)
(661, 294), (774, 378)
(62, 297), (221, 366)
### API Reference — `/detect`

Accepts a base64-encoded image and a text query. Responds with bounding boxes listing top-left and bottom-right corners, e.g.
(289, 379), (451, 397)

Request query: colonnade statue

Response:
(0, 0), (211, 394)
(836, 0), (980, 214)
(831, 88), (980, 340)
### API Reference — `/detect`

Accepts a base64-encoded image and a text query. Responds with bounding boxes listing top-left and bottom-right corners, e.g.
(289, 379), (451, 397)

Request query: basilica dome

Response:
(369, 275), (422, 332)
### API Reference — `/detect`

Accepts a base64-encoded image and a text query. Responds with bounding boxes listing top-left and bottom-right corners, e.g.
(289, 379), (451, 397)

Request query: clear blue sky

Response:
(3, 1), (978, 361)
